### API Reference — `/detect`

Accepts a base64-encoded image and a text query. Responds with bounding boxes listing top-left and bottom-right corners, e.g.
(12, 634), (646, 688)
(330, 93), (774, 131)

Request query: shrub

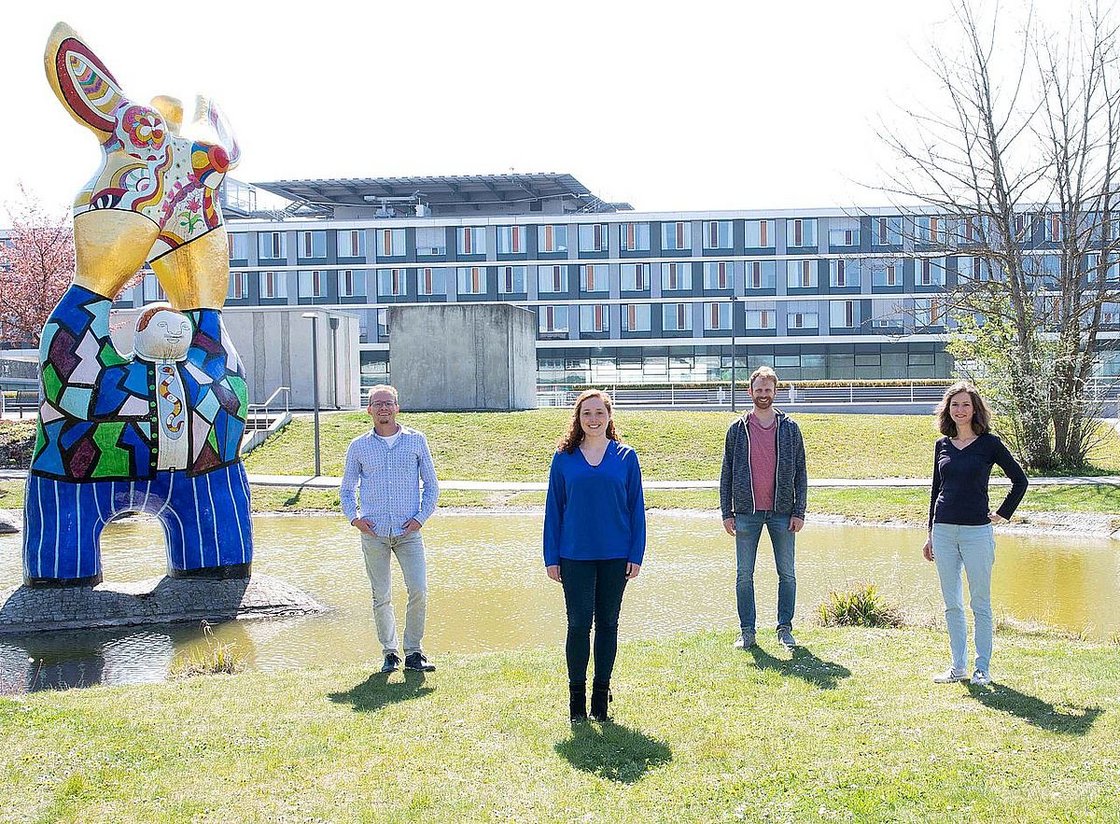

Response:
(818, 583), (904, 628)
(170, 623), (244, 677)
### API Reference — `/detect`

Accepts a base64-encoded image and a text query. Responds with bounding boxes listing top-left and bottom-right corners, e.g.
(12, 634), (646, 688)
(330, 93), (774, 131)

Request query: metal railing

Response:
(537, 382), (951, 409)
(246, 386), (291, 429)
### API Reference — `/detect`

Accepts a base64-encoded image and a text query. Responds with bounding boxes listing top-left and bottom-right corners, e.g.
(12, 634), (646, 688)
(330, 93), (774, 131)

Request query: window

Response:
(908, 351), (935, 367)
(497, 226), (526, 254)
(745, 260), (776, 290)
(1014, 213), (1031, 240)
(662, 303), (692, 331)
(871, 298), (903, 327)
(538, 265), (567, 293)
(497, 266), (527, 294)
(299, 231), (327, 259)
(337, 229), (365, 258)
(787, 218), (817, 248)
(142, 274), (165, 302)
(538, 305), (569, 333)
(298, 270), (324, 298)
(259, 232), (286, 260)
(228, 233), (249, 259)
(377, 268), (406, 297)
(578, 224), (608, 252)
(703, 220), (733, 249)
(829, 218), (860, 247)
(829, 259), (859, 287)
(259, 271), (286, 299)
(538, 225), (568, 253)
(745, 308), (774, 329)
(622, 303), (651, 331)
(914, 297), (945, 327)
(703, 261), (731, 290)
(872, 261), (900, 287)
(957, 255), (991, 281)
(581, 264), (609, 292)
(418, 267), (446, 296)
(377, 308), (389, 338)
(661, 262), (693, 291)
(457, 227), (486, 255)
(339, 269), (365, 297)
(745, 219), (775, 248)
(787, 302), (819, 330)
(579, 304), (609, 332)
(1087, 254), (1120, 283)
(915, 216), (946, 245)
(830, 300), (857, 328)
(376, 229), (406, 258)
(456, 266), (487, 294)
(917, 258), (945, 286)
(620, 263), (650, 291)
(661, 221), (691, 251)
(703, 302), (731, 330)
(619, 222), (650, 251)
(1103, 302), (1120, 325)
(416, 227), (446, 256)
(786, 260), (817, 289)
(873, 217), (902, 246)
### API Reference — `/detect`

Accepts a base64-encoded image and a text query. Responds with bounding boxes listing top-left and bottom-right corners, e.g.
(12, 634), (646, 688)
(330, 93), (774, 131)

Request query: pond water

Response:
(1, 512), (1117, 691)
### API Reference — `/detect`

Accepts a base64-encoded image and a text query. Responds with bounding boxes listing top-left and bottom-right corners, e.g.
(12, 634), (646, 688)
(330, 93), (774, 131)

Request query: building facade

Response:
(96, 173), (1120, 390)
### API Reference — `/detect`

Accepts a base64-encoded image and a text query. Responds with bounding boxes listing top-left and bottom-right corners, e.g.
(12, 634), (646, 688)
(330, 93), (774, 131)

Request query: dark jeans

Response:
(559, 557), (628, 688)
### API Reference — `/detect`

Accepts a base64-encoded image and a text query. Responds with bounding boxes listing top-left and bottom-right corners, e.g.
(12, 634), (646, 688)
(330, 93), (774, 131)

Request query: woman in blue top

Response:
(544, 389), (645, 722)
(922, 381), (1027, 687)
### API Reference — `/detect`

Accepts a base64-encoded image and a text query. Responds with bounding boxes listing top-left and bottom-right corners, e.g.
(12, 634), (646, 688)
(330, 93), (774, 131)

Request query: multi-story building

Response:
(93, 173), (1120, 388)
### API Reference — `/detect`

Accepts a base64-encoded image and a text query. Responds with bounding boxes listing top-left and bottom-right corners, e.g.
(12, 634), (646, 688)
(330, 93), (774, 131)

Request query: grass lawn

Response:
(2, 627), (1117, 822)
(243, 410), (1120, 481)
(5, 482), (1118, 530)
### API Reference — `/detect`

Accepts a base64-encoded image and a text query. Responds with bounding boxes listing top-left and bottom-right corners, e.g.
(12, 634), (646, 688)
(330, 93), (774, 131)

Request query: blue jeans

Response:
(931, 523), (995, 672)
(735, 512), (796, 634)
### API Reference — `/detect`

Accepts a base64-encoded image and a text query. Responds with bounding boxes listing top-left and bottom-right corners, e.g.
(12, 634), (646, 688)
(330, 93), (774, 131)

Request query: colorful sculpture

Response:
(23, 23), (252, 587)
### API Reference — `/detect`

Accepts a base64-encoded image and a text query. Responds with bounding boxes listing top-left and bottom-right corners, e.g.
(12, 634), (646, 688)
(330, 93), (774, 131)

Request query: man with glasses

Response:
(341, 385), (441, 673)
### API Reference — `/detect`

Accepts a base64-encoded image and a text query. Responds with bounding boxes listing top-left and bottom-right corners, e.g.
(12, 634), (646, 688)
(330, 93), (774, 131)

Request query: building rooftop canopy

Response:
(247, 172), (631, 219)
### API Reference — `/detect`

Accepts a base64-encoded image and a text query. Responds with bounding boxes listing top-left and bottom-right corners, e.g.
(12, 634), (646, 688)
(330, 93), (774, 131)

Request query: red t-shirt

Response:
(747, 413), (778, 510)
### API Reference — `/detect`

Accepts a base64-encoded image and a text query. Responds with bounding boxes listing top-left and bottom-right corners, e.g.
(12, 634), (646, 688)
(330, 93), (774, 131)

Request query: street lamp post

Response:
(729, 294), (737, 411)
(302, 312), (322, 477)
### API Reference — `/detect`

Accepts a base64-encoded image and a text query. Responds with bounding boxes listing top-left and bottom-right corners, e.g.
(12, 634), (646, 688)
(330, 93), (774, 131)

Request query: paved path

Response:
(3, 470), (1113, 491)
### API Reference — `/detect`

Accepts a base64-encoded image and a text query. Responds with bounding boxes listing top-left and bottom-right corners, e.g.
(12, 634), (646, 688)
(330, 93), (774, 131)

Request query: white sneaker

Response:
(933, 667), (969, 683)
(970, 669), (992, 686)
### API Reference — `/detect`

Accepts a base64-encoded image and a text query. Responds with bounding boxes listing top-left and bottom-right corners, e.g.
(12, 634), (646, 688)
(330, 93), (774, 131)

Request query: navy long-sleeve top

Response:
(543, 440), (646, 567)
(928, 433), (1029, 530)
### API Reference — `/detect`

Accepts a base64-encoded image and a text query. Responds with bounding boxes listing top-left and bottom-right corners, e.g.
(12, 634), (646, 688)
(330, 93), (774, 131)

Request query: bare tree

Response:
(879, 0), (1120, 470)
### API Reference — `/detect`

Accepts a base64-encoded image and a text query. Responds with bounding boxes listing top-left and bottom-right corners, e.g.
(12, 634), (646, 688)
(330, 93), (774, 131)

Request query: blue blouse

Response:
(543, 440), (646, 567)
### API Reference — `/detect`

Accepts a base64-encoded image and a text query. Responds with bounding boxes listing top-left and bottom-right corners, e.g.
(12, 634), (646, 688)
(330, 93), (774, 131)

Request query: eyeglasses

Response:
(369, 401), (397, 409)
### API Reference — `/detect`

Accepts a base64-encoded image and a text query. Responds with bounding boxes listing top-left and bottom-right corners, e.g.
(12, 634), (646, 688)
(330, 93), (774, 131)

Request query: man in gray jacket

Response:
(720, 366), (808, 650)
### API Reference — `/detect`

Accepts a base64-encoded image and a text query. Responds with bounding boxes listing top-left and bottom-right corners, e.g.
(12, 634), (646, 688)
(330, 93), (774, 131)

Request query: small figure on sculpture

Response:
(133, 306), (191, 473)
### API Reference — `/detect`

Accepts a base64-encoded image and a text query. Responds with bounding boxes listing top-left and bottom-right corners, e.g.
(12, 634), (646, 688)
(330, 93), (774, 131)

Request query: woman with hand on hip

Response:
(923, 381), (1028, 687)
(544, 389), (645, 723)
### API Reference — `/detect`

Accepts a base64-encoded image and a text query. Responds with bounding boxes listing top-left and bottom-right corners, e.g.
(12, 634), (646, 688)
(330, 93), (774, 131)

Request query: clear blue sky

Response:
(0, 0), (1074, 216)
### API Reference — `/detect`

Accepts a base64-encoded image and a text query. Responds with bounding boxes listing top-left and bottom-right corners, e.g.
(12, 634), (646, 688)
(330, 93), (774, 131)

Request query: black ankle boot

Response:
(569, 684), (587, 722)
(589, 682), (612, 722)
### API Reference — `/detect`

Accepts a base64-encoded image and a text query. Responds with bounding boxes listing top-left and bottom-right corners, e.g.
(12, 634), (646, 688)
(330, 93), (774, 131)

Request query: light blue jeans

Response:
(931, 523), (995, 672)
(735, 512), (797, 633)
(360, 531), (428, 656)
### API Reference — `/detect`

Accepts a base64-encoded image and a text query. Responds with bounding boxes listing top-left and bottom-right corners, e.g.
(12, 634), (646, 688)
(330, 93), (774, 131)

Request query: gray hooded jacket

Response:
(719, 410), (808, 519)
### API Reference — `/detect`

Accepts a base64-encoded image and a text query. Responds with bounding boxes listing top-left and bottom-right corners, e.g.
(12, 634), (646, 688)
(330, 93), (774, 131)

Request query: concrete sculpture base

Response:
(0, 574), (328, 634)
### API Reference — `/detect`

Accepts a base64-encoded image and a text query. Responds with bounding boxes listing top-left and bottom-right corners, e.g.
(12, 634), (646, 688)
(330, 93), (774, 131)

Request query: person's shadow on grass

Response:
(749, 645), (851, 690)
(328, 670), (434, 713)
(554, 721), (672, 784)
(966, 682), (1102, 736)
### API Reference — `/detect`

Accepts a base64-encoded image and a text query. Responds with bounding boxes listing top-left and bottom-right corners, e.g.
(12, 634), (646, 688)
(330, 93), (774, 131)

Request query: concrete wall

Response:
(389, 304), (536, 411)
(109, 307), (362, 410)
